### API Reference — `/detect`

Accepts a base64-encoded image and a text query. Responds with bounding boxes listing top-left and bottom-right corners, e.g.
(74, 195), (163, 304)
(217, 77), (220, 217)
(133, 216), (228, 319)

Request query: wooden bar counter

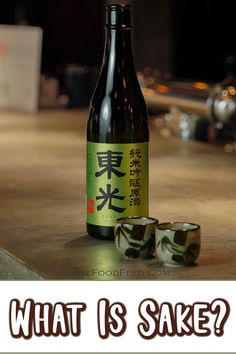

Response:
(0, 108), (235, 280)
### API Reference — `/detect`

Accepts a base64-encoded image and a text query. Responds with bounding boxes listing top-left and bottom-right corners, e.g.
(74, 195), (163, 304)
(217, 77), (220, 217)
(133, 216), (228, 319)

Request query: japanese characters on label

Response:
(86, 142), (148, 226)
(129, 148), (142, 207)
(95, 150), (126, 213)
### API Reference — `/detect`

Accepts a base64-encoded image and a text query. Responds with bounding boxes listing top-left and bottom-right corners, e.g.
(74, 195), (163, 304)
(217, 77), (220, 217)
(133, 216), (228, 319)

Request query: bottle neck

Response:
(102, 27), (136, 93)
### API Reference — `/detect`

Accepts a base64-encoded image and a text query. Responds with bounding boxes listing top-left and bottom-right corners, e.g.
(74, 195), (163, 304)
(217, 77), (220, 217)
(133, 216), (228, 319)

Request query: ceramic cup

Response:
(114, 216), (159, 259)
(155, 222), (200, 267)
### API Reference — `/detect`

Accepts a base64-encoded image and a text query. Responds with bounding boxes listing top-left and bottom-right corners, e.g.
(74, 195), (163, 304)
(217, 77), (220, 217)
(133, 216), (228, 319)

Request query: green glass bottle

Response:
(86, 4), (149, 240)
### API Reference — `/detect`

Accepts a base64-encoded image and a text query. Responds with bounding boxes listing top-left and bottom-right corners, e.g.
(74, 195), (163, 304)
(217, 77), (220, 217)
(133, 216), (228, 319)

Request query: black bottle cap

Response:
(106, 4), (132, 29)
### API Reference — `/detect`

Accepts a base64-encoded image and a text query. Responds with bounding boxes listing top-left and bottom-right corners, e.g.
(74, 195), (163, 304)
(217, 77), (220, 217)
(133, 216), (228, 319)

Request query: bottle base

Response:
(86, 222), (114, 241)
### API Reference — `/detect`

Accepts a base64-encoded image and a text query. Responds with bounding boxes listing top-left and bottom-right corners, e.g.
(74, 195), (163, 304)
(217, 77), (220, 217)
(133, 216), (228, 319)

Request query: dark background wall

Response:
(171, 0), (236, 81)
(0, 0), (235, 81)
(0, 0), (105, 71)
(132, 0), (172, 73)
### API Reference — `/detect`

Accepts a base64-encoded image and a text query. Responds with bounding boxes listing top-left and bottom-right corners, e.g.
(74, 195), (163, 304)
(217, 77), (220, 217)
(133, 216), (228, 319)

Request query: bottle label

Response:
(86, 142), (148, 227)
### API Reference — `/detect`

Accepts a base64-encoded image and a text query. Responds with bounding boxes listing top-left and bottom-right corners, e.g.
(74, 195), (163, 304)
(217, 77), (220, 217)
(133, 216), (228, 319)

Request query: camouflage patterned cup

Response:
(114, 217), (158, 259)
(155, 222), (200, 267)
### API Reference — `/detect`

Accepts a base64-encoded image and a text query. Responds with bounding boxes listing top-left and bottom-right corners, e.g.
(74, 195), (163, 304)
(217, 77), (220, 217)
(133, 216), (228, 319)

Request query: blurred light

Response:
(228, 86), (236, 95)
(160, 127), (172, 138)
(144, 66), (152, 75)
(155, 85), (170, 93)
(147, 77), (155, 85)
(142, 88), (154, 95)
(193, 82), (208, 90)
(154, 117), (164, 128)
(215, 122), (223, 129)
(57, 94), (69, 107)
(224, 144), (234, 153)
(222, 90), (228, 97)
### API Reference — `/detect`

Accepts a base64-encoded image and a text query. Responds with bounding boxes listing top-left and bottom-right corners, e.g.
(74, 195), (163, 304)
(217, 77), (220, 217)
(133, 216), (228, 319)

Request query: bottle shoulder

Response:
(87, 91), (149, 143)
(90, 76), (148, 118)
(87, 55), (149, 143)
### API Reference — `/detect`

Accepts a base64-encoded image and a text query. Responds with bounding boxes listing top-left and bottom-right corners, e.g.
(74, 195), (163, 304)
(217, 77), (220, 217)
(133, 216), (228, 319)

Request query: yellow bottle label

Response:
(86, 142), (148, 227)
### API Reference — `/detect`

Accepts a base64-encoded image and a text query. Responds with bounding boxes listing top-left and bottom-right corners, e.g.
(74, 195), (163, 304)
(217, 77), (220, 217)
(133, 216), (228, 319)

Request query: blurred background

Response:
(1, 0), (236, 149)
(1, 0), (235, 79)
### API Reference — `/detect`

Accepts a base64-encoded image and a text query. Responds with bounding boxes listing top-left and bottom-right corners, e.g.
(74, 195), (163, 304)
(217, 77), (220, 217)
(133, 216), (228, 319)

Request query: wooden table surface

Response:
(0, 108), (235, 280)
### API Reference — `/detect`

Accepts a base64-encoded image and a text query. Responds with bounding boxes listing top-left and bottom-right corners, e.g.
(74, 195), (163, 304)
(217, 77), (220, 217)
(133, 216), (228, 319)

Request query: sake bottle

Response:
(86, 4), (149, 240)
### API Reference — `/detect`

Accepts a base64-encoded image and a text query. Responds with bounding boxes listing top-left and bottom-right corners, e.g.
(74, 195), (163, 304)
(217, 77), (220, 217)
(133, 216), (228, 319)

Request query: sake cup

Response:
(114, 216), (158, 259)
(155, 222), (201, 267)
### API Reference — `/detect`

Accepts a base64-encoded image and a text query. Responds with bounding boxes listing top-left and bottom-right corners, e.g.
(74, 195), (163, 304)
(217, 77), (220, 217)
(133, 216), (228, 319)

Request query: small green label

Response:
(86, 142), (148, 227)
